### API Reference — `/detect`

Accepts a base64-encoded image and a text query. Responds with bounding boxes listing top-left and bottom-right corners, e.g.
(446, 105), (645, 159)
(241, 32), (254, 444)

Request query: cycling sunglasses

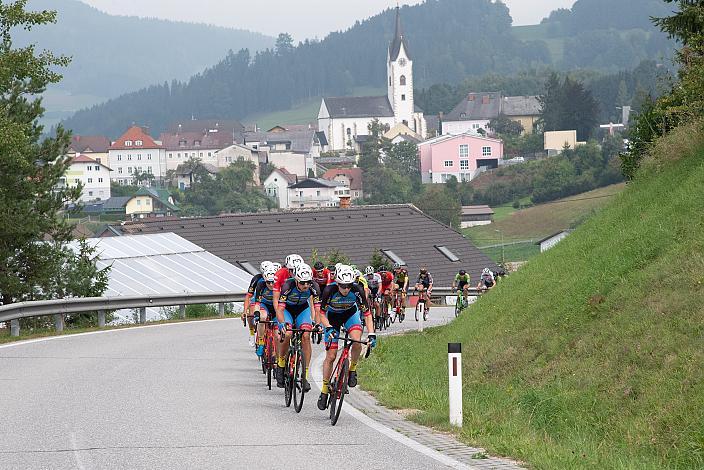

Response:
(298, 280), (312, 285)
(338, 283), (353, 289)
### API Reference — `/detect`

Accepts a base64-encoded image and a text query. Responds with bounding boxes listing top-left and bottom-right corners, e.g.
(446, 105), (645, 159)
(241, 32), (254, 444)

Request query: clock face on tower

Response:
(398, 58), (407, 67)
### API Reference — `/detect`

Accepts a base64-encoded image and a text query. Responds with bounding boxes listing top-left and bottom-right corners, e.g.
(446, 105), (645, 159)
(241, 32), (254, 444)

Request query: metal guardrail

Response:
(0, 287), (481, 338)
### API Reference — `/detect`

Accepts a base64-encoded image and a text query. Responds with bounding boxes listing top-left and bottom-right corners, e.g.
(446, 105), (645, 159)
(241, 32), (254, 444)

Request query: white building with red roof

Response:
(321, 167), (364, 200)
(62, 154), (112, 202)
(108, 126), (167, 186)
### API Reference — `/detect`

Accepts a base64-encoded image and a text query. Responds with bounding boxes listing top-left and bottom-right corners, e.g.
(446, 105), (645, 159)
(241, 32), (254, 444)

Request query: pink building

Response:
(418, 132), (503, 183)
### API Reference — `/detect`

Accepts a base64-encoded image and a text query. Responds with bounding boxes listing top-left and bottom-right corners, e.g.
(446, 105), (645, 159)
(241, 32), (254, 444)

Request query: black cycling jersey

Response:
(247, 273), (263, 296)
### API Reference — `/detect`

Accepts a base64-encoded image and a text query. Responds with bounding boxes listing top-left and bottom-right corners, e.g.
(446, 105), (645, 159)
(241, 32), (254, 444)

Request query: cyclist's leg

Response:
(277, 309), (294, 366)
(321, 314), (342, 396)
(463, 283), (469, 302)
(345, 310), (364, 387)
(295, 307), (313, 373)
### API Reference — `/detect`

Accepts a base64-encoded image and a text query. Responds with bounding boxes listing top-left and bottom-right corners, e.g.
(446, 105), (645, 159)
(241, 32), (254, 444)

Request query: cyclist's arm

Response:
(353, 283), (372, 314)
(252, 280), (264, 311)
(427, 274), (434, 293)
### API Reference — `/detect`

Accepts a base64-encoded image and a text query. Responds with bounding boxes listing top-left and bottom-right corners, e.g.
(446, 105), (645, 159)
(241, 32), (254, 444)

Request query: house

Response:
(443, 93), (541, 136)
(160, 119), (244, 170)
(125, 187), (179, 219)
(62, 154), (112, 202)
(68, 135), (111, 163)
(544, 130), (585, 155)
(263, 168), (298, 209)
(384, 122), (423, 145)
(243, 128), (320, 178)
(215, 143), (261, 184)
(418, 132), (504, 183)
(80, 196), (131, 217)
(322, 167), (364, 200)
(318, 7), (426, 151)
(536, 230), (572, 253)
(287, 178), (350, 209)
(107, 204), (499, 285)
(174, 162), (219, 190)
(460, 205), (495, 228)
(108, 126), (167, 186)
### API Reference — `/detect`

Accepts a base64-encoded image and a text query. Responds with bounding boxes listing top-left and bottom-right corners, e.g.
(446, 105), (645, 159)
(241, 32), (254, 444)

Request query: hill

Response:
(60, 0), (551, 137)
(360, 123), (704, 468)
(17, 0), (274, 127)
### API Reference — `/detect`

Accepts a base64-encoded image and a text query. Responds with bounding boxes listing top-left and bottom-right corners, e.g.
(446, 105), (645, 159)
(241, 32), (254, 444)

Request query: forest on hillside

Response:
(61, 0), (675, 137)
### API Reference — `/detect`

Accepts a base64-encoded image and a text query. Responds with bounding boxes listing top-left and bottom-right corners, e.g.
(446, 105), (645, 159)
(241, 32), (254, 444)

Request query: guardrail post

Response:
(10, 319), (20, 337)
(448, 343), (463, 427)
(179, 305), (186, 319)
(54, 314), (64, 333)
(218, 303), (225, 318)
(98, 310), (106, 328)
(139, 307), (146, 324)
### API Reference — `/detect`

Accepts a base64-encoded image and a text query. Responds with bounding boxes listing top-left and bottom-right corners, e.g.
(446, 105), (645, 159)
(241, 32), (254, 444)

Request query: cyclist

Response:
(312, 261), (330, 290)
(243, 261), (272, 347)
(364, 266), (382, 321)
(317, 265), (376, 410)
(354, 268), (369, 297)
(272, 254), (303, 313)
(415, 266), (434, 314)
(275, 263), (320, 392)
(252, 268), (277, 357)
(477, 268), (496, 291)
(392, 263), (409, 312)
(452, 269), (471, 305)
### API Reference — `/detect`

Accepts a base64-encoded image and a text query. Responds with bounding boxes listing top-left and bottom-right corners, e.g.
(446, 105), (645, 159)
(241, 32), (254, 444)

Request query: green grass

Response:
(512, 24), (564, 62)
(243, 86), (386, 129)
(361, 127), (704, 468)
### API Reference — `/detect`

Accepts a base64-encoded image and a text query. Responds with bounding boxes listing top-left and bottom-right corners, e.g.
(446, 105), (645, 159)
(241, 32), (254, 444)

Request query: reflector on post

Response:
(448, 342), (462, 427)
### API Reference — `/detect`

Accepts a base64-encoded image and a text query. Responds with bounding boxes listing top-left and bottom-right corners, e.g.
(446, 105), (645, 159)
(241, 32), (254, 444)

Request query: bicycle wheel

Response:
(330, 358), (349, 426)
(415, 302), (420, 321)
(265, 338), (273, 390)
(455, 298), (462, 318)
(423, 303), (428, 321)
(293, 350), (306, 413)
(284, 352), (294, 408)
(387, 300), (395, 324)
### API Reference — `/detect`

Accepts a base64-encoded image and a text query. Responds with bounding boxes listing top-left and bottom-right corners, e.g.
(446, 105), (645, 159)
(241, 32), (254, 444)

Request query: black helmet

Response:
(459, 270), (466, 275)
(327, 265), (336, 273)
(420, 267), (428, 274)
(313, 261), (324, 270)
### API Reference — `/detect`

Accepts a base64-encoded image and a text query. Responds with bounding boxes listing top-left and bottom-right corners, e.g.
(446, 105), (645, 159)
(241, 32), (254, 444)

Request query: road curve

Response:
(0, 308), (458, 470)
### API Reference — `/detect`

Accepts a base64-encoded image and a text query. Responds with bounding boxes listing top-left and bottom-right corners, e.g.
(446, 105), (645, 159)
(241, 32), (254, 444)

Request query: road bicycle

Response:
(454, 289), (468, 318)
(323, 332), (371, 426)
(414, 288), (429, 322)
(257, 318), (278, 390)
(392, 289), (405, 323)
(280, 327), (309, 413)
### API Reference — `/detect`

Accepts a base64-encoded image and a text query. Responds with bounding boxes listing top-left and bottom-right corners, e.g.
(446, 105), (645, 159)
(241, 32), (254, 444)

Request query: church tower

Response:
(387, 7), (415, 131)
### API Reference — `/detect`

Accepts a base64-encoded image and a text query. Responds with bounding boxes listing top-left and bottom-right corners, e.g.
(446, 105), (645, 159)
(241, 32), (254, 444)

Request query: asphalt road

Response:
(0, 307), (459, 470)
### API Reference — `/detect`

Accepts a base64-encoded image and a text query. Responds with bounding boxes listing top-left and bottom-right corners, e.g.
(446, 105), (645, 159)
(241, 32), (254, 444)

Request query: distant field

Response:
(243, 86), (386, 128)
(465, 184), (626, 262)
(512, 24), (564, 62)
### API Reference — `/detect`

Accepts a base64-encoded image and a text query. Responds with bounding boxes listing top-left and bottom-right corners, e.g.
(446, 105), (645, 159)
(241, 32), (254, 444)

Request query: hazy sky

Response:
(81, 0), (576, 40)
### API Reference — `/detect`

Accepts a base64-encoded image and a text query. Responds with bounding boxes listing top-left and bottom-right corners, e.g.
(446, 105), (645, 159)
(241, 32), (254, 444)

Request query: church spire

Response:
(389, 5), (410, 61)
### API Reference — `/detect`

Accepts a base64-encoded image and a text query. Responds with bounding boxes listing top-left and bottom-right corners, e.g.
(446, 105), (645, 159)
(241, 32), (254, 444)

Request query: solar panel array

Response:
(80, 233), (251, 297)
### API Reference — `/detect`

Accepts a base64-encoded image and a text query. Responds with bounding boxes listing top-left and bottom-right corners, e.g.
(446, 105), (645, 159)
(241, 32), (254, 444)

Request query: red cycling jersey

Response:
(273, 267), (291, 292)
(312, 268), (330, 287)
(379, 271), (394, 290)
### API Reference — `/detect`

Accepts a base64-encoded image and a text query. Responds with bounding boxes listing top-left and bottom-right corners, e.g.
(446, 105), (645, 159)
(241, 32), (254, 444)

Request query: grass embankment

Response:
(465, 184), (625, 263)
(361, 125), (704, 468)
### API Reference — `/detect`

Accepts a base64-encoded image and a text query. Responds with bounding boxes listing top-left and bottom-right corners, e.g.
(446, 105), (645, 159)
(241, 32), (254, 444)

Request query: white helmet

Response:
(354, 269), (363, 279)
(285, 254), (303, 269)
(263, 269), (276, 283)
(260, 261), (273, 273)
(271, 262), (282, 271)
(294, 263), (313, 282)
(482, 268), (493, 277)
(336, 266), (356, 285)
(365, 266), (374, 275)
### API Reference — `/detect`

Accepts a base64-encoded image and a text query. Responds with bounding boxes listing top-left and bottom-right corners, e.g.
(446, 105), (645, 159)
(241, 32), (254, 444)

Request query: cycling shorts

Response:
(258, 302), (276, 320)
(457, 281), (469, 290)
(282, 306), (313, 331)
(370, 286), (379, 298)
(326, 308), (362, 350)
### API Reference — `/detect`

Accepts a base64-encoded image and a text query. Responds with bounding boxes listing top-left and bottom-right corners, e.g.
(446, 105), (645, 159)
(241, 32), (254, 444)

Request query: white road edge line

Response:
(69, 432), (86, 470)
(310, 354), (474, 470)
(0, 318), (233, 350)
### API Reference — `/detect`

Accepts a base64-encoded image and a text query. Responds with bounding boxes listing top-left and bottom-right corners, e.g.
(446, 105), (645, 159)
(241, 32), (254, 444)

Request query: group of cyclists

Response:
(241, 253), (504, 413)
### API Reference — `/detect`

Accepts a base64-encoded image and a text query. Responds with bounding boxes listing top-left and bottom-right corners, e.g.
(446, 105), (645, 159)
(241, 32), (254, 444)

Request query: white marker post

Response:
(448, 343), (463, 427)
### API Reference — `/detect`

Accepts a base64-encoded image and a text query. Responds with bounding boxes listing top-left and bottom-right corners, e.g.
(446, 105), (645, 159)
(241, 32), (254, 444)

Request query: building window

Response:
(346, 128), (351, 135)
(137, 200), (141, 206)
(401, 94), (406, 101)
(147, 166), (153, 174)
(118, 168), (123, 174)
(73, 178), (79, 183)
(147, 154), (152, 160)
(435, 245), (460, 262)
(98, 178), (103, 183)
(400, 75), (406, 86)
(137, 154), (141, 161)
(146, 199), (151, 205)
(460, 160), (469, 170)
(169, 153), (173, 158)
(482, 146), (492, 156)
(127, 155), (132, 161)
(135, 140), (143, 146)
(128, 167), (132, 174)
(88, 178), (93, 183)
(381, 250), (406, 266)
(208, 152), (212, 157)
(88, 191), (93, 196)
(125, 141), (133, 146)
(96, 158), (101, 164)
(117, 155), (122, 161)
(459, 144), (468, 158)
(444, 160), (453, 168)
(389, 76), (392, 86)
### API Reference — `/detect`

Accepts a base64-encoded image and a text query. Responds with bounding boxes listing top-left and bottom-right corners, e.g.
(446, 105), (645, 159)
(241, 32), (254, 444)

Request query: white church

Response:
(318, 7), (426, 151)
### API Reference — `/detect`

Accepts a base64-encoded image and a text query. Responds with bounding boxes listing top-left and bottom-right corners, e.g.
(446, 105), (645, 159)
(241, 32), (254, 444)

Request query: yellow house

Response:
(501, 96), (541, 135)
(125, 187), (179, 219)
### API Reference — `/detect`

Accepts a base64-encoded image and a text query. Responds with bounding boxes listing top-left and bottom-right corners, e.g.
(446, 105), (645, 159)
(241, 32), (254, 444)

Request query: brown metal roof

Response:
(112, 205), (498, 286)
(461, 205), (495, 216)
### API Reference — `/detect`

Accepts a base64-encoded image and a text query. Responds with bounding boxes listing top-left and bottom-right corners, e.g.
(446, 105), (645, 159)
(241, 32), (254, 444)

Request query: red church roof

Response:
(110, 126), (163, 150)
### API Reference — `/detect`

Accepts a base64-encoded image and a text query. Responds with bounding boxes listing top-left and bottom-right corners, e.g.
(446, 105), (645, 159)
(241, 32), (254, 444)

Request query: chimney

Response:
(339, 196), (351, 209)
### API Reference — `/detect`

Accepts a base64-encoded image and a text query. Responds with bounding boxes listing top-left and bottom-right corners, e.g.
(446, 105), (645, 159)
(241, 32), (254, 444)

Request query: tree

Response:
(385, 141), (420, 183)
(413, 185), (461, 228)
(358, 119), (391, 172)
(275, 33), (294, 55)
(324, 249), (351, 265)
(0, 1), (108, 313)
(369, 249), (391, 271)
(489, 113), (525, 136)
(653, 0), (704, 46)
(539, 74), (599, 141)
